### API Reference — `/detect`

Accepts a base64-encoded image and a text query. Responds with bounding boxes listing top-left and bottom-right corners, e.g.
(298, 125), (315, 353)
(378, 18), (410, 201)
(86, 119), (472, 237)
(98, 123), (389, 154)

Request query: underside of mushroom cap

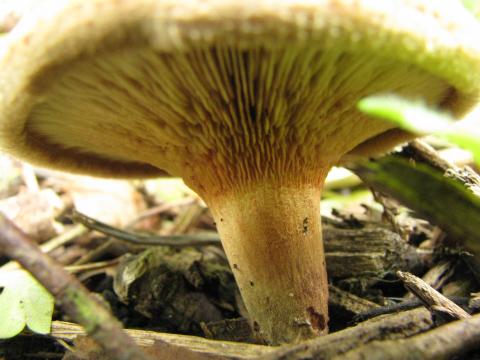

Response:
(1, 0), (479, 185)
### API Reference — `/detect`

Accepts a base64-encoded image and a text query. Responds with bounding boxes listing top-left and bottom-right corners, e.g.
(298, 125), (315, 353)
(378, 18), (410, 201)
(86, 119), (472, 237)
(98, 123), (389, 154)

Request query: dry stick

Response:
(352, 296), (470, 323)
(71, 209), (221, 247)
(260, 307), (434, 360)
(73, 238), (118, 266)
(1, 224), (88, 271)
(51, 321), (272, 359)
(50, 309), (435, 360)
(337, 312), (480, 360)
(66, 258), (120, 274)
(397, 271), (471, 321)
(72, 201), (198, 265)
(0, 212), (151, 360)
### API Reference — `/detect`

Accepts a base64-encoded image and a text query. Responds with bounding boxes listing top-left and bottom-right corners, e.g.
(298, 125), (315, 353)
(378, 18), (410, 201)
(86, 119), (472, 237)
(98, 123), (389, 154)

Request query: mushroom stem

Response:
(206, 179), (329, 344)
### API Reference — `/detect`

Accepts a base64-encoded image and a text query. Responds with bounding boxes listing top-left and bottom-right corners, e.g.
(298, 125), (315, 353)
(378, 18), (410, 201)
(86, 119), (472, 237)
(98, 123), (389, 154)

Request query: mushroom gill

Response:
(28, 45), (450, 191)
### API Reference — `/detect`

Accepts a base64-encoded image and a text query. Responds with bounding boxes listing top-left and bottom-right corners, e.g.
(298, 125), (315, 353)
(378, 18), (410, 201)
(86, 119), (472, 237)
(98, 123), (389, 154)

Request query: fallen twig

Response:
(49, 307), (441, 360)
(261, 308), (434, 359)
(51, 320), (272, 359)
(337, 312), (480, 360)
(353, 296), (470, 323)
(0, 212), (151, 360)
(397, 271), (471, 321)
(71, 209), (221, 247)
(1, 224), (88, 271)
(40, 224), (88, 253)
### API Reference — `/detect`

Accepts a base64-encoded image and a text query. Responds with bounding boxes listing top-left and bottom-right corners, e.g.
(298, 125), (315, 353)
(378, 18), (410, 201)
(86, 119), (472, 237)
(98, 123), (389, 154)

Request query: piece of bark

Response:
(51, 321), (272, 359)
(336, 312), (480, 360)
(397, 271), (471, 321)
(260, 308), (433, 360)
(323, 225), (422, 280)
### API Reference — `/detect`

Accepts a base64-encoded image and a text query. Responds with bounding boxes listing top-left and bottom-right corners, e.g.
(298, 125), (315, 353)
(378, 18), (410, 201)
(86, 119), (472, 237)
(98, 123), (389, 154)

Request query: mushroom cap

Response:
(1, 0), (479, 186)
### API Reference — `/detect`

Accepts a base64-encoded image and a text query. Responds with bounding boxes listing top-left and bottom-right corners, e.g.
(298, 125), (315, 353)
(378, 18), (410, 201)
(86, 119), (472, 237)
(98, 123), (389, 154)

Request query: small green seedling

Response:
(0, 269), (54, 338)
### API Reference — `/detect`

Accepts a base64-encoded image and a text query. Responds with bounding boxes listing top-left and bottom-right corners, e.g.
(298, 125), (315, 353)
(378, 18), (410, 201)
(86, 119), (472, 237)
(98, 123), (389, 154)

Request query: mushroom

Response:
(1, 0), (479, 344)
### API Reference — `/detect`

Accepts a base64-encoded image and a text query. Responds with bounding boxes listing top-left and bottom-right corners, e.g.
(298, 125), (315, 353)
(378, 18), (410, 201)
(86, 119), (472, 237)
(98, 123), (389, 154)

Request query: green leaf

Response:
(357, 94), (480, 164)
(0, 269), (54, 338)
(352, 156), (480, 256)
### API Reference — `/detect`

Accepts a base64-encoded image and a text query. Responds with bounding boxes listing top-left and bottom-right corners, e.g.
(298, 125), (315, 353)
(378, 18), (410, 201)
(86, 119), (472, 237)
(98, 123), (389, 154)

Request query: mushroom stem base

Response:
(207, 182), (328, 344)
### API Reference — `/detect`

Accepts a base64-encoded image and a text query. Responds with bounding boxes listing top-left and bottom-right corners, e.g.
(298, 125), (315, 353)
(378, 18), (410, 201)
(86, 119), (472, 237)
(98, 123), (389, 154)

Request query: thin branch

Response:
(1, 224), (87, 271)
(353, 296), (470, 323)
(51, 320), (272, 359)
(261, 308), (434, 359)
(65, 258), (120, 274)
(397, 271), (471, 321)
(71, 209), (221, 247)
(338, 312), (480, 360)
